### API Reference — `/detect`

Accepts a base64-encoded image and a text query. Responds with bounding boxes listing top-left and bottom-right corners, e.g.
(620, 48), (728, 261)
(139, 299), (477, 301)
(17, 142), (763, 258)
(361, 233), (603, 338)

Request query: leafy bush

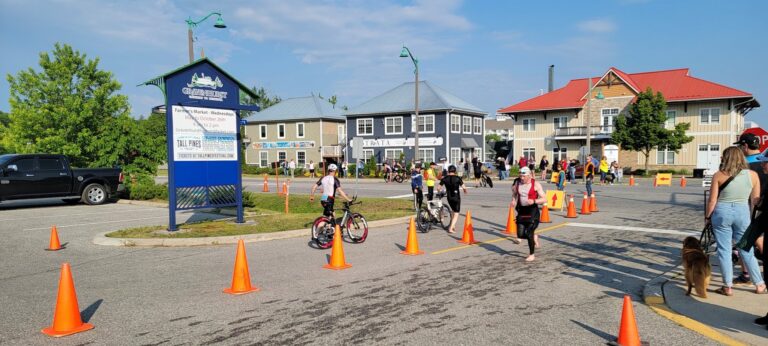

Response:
(126, 174), (168, 200)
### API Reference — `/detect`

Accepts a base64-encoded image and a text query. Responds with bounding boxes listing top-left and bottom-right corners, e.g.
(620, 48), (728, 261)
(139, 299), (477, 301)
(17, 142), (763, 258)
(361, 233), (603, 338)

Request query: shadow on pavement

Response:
(570, 319), (613, 342)
(81, 299), (103, 323)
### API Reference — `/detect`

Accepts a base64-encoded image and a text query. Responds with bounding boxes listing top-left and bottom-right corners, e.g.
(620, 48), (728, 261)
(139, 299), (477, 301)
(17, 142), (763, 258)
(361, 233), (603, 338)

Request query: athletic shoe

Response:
(755, 313), (768, 325)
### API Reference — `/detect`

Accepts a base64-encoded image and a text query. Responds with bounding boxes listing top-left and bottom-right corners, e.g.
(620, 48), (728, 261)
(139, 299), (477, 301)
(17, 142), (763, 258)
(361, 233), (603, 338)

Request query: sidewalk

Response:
(645, 257), (768, 345)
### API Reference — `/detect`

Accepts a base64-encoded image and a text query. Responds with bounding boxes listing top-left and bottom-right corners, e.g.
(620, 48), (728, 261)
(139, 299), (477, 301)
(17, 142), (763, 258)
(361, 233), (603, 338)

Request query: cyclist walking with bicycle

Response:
(309, 164), (352, 230)
(438, 165), (468, 233)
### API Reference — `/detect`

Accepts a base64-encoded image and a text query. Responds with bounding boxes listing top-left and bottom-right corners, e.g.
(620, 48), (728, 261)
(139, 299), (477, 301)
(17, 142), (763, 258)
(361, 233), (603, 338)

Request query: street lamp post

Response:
(400, 46), (419, 164)
(185, 12), (227, 63)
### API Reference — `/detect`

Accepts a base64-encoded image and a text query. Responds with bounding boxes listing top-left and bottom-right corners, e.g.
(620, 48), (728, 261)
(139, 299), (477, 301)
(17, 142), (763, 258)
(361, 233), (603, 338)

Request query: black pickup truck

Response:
(0, 154), (124, 205)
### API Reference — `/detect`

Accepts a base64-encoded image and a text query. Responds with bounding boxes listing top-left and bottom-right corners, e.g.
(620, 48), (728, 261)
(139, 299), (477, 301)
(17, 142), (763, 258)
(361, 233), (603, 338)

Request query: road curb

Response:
(116, 199), (168, 208)
(92, 215), (412, 247)
(642, 265), (749, 346)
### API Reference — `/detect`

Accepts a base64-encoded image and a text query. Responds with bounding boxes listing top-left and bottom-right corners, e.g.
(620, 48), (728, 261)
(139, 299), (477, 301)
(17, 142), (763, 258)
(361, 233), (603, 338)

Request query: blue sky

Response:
(1, 0), (766, 124)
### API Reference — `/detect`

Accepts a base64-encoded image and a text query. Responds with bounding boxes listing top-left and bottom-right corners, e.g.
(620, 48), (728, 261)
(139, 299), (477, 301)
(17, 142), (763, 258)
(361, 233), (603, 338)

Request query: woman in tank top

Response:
(705, 146), (763, 296)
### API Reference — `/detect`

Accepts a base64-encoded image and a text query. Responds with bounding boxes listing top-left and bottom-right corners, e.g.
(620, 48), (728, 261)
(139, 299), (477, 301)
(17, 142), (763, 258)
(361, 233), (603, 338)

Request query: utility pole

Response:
(585, 77), (592, 163)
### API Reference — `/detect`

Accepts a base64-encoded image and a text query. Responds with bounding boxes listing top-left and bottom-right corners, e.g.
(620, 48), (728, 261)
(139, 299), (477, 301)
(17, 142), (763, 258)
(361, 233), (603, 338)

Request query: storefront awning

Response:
(461, 138), (481, 148)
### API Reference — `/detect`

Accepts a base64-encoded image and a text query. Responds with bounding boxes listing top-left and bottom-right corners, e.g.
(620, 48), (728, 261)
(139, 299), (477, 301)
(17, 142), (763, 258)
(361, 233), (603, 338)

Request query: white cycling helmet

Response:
(328, 163), (338, 171)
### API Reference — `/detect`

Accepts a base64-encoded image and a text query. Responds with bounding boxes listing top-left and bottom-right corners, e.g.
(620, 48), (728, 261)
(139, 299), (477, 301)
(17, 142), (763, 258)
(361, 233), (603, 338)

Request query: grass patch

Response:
(106, 194), (412, 238)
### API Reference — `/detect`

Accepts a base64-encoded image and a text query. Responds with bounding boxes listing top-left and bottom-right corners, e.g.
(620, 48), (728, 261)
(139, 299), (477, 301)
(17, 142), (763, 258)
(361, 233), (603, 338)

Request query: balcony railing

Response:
(554, 125), (613, 137)
(321, 145), (343, 157)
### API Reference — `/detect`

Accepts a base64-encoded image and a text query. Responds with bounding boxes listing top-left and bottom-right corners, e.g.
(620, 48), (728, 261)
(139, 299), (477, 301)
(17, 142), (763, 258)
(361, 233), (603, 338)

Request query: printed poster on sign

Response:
(172, 105), (237, 161)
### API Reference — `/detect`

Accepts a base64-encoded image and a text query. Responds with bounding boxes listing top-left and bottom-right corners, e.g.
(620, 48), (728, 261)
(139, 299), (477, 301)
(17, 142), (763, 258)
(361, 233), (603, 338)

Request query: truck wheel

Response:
(82, 183), (107, 205)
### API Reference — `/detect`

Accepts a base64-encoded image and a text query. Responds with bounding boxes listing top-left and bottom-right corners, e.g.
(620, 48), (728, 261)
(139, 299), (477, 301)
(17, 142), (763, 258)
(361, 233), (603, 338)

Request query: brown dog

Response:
(682, 236), (711, 298)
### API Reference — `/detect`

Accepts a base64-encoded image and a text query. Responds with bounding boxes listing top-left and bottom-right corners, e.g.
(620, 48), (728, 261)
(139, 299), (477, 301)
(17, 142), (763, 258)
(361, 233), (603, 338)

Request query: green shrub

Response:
(126, 174), (168, 200)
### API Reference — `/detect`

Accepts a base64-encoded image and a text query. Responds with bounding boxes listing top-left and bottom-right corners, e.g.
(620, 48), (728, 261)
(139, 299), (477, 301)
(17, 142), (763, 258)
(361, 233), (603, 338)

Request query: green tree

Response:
(4, 43), (131, 167)
(485, 133), (502, 143)
(240, 86), (281, 118)
(612, 88), (693, 172)
(91, 112), (167, 174)
(328, 95), (338, 109)
(0, 110), (8, 154)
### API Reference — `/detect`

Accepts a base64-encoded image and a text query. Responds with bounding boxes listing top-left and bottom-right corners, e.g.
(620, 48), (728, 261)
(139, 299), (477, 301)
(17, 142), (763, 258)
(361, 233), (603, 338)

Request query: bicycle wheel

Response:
(394, 174), (404, 183)
(346, 213), (369, 243)
(416, 208), (431, 233)
(438, 205), (452, 230)
(479, 177), (487, 188)
(312, 216), (334, 249)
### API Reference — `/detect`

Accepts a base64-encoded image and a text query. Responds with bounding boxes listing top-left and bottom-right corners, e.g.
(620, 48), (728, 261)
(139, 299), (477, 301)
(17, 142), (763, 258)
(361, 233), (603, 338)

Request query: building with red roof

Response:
(498, 67), (759, 173)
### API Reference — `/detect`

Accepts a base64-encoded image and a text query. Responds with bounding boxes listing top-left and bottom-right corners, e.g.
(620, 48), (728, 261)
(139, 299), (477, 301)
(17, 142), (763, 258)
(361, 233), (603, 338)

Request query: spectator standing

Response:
(308, 160), (316, 178)
(340, 161), (347, 178)
(425, 162), (438, 200)
(411, 164), (424, 211)
(472, 156), (482, 187)
(599, 156), (609, 184)
(497, 157), (507, 181)
(539, 155), (549, 181)
(519, 156), (528, 169)
(705, 147), (764, 296)
(568, 159), (577, 183)
(734, 133), (766, 285)
(747, 152), (768, 327)
(463, 158), (470, 179)
(561, 157), (568, 175)
(288, 159), (296, 179)
(528, 155), (536, 173)
(585, 156), (595, 196)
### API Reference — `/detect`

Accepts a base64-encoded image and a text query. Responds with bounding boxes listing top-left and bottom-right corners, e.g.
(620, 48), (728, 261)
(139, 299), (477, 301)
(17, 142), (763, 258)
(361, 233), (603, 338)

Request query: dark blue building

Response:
(345, 81), (486, 167)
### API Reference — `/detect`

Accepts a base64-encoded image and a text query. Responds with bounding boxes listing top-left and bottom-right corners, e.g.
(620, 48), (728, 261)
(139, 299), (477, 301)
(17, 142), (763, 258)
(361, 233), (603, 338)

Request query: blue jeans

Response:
(712, 202), (764, 287)
(586, 179), (593, 196)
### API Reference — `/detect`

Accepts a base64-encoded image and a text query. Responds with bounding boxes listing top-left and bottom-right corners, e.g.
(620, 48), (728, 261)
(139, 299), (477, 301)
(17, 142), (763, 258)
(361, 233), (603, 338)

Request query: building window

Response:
(259, 124), (267, 139)
(553, 116), (567, 129)
(473, 147), (482, 160)
(296, 151), (306, 166)
(418, 148), (435, 164)
(361, 149), (374, 162)
(296, 123), (305, 138)
(278, 151), (287, 162)
(553, 148), (567, 161)
(522, 147), (536, 161)
(450, 148), (461, 165)
(656, 146), (675, 165)
(412, 114), (435, 134)
(357, 118), (373, 136)
(385, 117), (403, 135)
(384, 148), (403, 161)
(338, 125), (346, 144)
(463, 116), (472, 133)
(700, 108), (720, 124)
(665, 110), (676, 129)
(522, 118), (535, 132)
(450, 114), (460, 133)
(601, 108), (618, 133)
(277, 123), (286, 139)
(259, 151), (268, 167)
(473, 117), (482, 134)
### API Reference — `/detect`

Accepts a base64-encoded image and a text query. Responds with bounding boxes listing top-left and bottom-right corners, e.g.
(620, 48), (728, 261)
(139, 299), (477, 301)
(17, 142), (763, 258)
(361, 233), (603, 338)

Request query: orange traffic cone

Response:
(262, 174), (269, 192)
(401, 217), (424, 255)
(614, 295), (644, 346)
(458, 210), (476, 244)
(629, 175), (635, 186)
(224, 240), (259, 295)
(324, 225), (352, 270)
(680, 176), (687, 188)
(46, 226), (63, 251)
(580, 193), (591, 215)
(503, 203), (517, 235)
(41, 263), (94, 337)
(565, 195), (578, 218)
(590, 193), (599, 212)
(540, 204), (551, 223)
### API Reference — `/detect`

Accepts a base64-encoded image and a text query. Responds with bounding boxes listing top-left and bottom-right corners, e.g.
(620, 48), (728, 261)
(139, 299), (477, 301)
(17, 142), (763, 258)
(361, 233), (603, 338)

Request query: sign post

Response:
(142, 58), (260, 231)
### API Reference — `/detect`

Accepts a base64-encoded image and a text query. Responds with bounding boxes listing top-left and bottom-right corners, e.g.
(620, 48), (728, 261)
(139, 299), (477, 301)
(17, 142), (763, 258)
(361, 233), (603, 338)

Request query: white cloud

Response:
(232, 0), (472, 68)
(577, 19), (616, 33)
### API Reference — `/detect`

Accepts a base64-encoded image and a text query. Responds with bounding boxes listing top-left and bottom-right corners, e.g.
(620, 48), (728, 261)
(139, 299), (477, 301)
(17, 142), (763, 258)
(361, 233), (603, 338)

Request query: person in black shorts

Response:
(438, 165), (468, 233)
(510, 167), (547, 262)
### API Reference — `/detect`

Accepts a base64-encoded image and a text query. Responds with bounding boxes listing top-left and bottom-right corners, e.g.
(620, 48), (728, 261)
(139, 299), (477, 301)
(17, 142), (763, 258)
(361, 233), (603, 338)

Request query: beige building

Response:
(243, 95), (346, 169)
(498, 67), (760, 172)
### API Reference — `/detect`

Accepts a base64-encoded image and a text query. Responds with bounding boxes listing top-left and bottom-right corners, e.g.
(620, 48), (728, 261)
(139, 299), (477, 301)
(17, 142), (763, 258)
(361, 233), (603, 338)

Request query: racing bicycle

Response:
(415, 191), (452, 232)
(311, 196), (368, 249)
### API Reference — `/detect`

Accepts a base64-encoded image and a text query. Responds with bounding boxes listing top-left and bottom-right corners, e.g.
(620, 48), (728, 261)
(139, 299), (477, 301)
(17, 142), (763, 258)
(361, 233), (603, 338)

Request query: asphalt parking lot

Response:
(0, 180), (725, 345)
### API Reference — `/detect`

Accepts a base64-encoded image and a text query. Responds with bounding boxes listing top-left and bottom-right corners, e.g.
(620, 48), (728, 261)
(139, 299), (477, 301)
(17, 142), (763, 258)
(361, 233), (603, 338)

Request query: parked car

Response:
(0, 154), (124, 205)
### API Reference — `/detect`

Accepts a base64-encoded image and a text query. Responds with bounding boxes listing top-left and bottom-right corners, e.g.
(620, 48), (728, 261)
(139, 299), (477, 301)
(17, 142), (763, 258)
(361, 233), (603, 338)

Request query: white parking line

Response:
(0, 207), (163, 222)
(387, 194), (415, 199)
(22, 216), (170, 231)
(568, 222), (698, 236)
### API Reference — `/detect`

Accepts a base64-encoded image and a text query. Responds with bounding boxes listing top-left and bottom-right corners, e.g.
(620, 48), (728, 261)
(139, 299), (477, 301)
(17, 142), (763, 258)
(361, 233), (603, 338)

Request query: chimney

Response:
(548, 65), (555, 92)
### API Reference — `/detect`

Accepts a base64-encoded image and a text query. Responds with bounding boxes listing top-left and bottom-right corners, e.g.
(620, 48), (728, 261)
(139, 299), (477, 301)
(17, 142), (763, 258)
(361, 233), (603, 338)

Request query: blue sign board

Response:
(143, 58), (260, 231)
